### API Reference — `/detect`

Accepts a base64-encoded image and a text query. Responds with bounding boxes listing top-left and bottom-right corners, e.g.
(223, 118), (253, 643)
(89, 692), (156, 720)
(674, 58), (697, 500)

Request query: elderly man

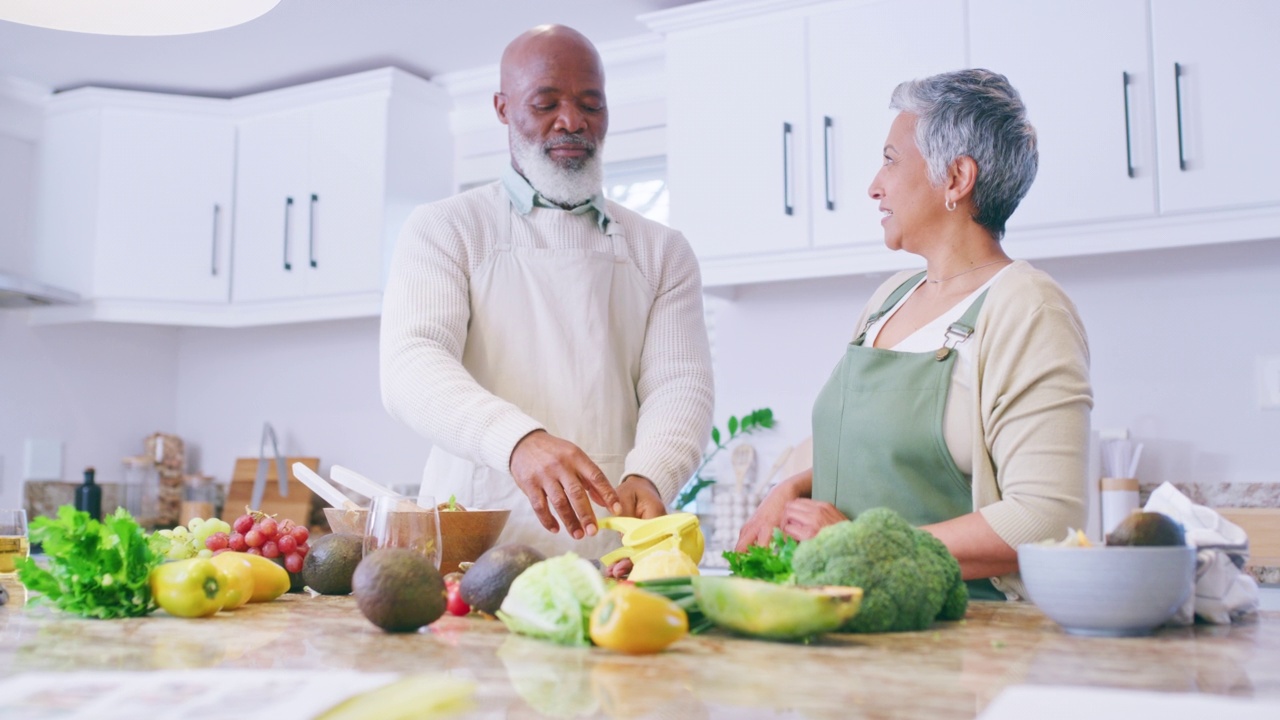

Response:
(380, 25), (714, 559)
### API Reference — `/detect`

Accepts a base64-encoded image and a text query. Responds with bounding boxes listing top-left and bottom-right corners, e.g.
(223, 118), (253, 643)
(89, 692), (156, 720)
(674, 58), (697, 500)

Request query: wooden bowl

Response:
(323, 506), (511, 575)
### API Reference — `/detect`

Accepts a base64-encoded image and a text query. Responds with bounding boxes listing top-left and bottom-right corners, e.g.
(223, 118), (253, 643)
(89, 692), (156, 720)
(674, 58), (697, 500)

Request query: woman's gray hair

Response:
(890, 69), (1037, 241)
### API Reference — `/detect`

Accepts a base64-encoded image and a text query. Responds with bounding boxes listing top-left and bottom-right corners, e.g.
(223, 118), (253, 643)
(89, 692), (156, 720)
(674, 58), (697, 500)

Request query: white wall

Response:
(0, 134), (35, 276)
(708, 237), (1280, 488)
(0, 314), (180, 508)
(172, 317), (429, 492)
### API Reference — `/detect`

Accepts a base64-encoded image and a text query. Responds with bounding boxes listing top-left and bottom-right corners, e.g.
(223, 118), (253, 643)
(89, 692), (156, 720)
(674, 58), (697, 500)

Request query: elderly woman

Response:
(736, 69), (1092, 600)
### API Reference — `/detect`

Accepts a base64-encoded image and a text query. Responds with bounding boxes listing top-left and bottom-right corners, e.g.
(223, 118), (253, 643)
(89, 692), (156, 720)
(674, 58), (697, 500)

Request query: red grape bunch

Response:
(210, 508), (311, 574)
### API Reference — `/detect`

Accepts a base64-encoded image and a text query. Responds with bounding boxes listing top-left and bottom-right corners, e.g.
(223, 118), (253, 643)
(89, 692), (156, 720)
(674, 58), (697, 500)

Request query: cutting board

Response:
(1215, 508), (1280, 566)
(222, 456), (321, 525)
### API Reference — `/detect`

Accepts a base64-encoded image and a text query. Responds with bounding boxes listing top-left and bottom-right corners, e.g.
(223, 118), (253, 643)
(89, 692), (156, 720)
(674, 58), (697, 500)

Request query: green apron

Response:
(812, 271), (1003, 600)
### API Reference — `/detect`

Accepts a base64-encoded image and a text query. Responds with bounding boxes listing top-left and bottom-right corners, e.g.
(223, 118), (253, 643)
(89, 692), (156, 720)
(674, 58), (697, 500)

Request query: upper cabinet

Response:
(649, 0), (1280, 288)
(970, 0), (1158, 230)
(35, 96), (235, 304)
(31, 68), (452, 327)
(1150, 0), (1280, 214)
(807, 0), (966, 249)
(233, 94), (392, 303)
(654, 0), (966, 271)
(666, 18), (808, 259)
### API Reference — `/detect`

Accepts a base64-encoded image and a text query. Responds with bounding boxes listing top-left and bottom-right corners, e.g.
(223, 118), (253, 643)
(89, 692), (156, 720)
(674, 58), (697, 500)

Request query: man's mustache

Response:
(544, 134), (596, 155)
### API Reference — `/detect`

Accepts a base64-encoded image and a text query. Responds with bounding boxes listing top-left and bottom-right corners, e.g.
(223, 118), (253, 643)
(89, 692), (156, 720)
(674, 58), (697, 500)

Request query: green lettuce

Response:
(17, 505), (160, 619)
(496, 553), (607, 646)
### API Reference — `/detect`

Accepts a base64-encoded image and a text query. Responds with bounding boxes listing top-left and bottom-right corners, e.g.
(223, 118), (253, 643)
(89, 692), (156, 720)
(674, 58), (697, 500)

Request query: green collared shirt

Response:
(501, 164), (611, 233)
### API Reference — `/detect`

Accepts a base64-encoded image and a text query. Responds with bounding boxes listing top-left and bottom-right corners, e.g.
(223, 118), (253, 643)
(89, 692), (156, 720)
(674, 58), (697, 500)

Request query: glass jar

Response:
(181, 475), (218, 526)
(122, 456), (160, 526)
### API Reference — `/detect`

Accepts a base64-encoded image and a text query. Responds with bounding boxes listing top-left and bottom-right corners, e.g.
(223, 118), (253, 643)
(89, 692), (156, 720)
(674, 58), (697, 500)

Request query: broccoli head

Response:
(792, 507), (967, 632)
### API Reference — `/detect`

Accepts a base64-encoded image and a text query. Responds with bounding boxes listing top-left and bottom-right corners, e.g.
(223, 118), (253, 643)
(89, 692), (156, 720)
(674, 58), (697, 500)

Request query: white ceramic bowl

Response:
(1017, 544), (1196, 636)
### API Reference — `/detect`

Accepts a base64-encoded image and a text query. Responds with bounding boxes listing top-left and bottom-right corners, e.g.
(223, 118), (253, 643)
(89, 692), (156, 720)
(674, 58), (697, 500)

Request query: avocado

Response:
(458, 544), (545, 615)
(692, 576), (863, 641)
(270, 556), (306, 593)
(1105, 511), (1186, 547)
(353, 548), (446, 632)
(302, 533), (363, 595)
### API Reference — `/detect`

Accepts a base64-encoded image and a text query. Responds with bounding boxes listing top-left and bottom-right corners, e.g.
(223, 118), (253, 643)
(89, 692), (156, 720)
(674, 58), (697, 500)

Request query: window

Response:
(604, 156), (669, 226)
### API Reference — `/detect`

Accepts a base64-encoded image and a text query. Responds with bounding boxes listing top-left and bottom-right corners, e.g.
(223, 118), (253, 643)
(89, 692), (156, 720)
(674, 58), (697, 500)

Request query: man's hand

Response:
(615, 475), (666, 520)
(781, 498), (848, 542)
(509, 430), (623, 539)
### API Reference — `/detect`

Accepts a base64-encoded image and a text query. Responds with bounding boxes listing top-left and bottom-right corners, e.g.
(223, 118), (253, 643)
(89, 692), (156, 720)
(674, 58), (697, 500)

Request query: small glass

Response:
(363, 495), (442, 570)
(0, 509), (30, 577)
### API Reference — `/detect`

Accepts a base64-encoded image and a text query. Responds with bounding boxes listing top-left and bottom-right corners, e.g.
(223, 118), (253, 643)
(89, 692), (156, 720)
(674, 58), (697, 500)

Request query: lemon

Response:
(628, 547), (700, 582)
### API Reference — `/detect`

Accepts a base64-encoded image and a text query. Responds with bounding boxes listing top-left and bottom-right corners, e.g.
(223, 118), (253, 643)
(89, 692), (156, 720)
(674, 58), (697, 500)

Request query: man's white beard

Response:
(511, 131), (604, 208)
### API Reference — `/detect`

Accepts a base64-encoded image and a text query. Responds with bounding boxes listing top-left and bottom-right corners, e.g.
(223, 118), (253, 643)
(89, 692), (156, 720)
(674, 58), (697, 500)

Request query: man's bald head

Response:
(499, 25), (604, 95)
(494, 25), (608, 207)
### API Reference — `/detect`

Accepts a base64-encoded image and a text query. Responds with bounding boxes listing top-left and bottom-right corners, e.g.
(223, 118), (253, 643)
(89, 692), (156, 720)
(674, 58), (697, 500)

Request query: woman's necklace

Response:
(926, 258), (1010, 284)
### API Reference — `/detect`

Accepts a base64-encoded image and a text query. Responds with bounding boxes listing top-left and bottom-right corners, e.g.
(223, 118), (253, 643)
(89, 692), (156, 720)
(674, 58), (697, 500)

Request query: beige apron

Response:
(420, 193), (653, 559)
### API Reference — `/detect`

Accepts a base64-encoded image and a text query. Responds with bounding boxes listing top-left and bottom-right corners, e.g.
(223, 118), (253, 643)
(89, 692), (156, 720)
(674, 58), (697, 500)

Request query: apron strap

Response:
(497, 194), (514, 251)
(605, 214), (628, 262)
(935, 288), (991, 361)
(854, 271), (926, 345)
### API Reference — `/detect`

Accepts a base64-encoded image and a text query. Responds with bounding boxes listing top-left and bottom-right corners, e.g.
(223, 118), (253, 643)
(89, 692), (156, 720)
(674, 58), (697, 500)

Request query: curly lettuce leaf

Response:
(17, 505), (159, 619)
(722, 527), (798, 583)
(496, 553), (607, 646)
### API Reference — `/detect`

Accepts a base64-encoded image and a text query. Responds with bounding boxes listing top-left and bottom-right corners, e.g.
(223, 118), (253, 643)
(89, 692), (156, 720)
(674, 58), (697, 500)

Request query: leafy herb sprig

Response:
(17, 506), (161, 619)
(675, 408), (775, 510)
(721, 527), (797, 584)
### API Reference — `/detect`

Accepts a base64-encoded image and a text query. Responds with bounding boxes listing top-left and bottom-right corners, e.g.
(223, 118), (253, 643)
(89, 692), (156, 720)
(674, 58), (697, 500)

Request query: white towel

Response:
(1143, 482), (1259, 624)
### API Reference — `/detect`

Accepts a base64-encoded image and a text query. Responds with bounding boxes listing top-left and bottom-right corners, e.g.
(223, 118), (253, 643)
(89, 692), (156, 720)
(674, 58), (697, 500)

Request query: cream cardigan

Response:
(853, 260), (1093, 599)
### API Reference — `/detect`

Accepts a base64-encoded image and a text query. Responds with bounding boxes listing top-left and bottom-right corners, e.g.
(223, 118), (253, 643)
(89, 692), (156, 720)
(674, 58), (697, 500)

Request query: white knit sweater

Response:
(379, 181), (714, 503)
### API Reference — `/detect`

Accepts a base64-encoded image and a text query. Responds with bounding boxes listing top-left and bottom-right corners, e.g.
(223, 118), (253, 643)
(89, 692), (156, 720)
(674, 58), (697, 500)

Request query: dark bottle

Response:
(75, 466), (102, 521)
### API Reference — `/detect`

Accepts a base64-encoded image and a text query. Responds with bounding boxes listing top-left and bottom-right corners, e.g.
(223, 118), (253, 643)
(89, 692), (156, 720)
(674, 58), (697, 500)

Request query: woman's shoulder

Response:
(988, 261), (1079, 314)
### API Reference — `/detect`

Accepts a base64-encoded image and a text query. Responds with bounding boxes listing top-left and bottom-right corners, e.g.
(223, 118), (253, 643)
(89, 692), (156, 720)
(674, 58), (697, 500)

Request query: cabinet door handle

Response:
(823, 116), (835, 211)
(308, 193), (319, 268)
(1122, 72), (1135, 179)
(1174, 62), (1187, 171)
(782, 122), (794, 216)
(283, 196), (294, 271)
(210, 203), (221, 276)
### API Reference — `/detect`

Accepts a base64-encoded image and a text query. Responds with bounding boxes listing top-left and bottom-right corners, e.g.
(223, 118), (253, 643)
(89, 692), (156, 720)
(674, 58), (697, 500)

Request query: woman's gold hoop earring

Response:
(945, 197), (957, 212)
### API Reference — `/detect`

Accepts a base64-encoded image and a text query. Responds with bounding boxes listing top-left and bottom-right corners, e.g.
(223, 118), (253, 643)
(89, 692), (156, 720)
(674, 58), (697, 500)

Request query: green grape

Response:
(196, 549), (213, 559)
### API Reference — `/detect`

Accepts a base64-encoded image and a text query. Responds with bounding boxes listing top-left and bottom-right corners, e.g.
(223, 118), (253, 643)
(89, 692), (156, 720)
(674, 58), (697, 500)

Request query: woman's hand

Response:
(781, 499), (848, 541)
(734, 469), (812, 552)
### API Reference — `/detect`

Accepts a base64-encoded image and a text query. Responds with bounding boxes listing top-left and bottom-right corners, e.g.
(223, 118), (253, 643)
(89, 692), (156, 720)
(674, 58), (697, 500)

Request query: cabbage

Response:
(496, 553), (607, 646)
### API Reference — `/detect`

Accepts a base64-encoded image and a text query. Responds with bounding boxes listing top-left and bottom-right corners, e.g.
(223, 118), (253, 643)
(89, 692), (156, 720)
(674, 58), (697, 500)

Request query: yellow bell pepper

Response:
(150, 558), (227, 618)
(589, 585), (688, 654)
(210, 552), (255, 610)
(235, 552), (291, 602)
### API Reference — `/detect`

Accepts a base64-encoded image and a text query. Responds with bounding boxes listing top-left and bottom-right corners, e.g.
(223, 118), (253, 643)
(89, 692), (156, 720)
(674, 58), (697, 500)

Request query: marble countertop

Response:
(2, 577), (1278, 719)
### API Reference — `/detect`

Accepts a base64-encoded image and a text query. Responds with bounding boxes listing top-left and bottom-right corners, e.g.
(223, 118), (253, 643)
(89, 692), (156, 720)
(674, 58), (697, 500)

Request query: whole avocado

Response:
(1106, 511), (1186, 547)
(353, 548), (446, 632)
(302, 533), (363, 595)
(459, 544), (546, 615)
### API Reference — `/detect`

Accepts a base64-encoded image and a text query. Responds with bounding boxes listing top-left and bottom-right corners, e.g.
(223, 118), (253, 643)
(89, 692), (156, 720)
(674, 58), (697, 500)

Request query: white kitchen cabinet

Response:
(233, 94), (392, 303)
(1151, 0), (1280, 214)
(970, 0), (1158, 230)
(665, 17), (809, 258)
(31, 68), (452, 327)
(35, 96), (235, 303)
(807, 0), (966, 248)
(660, 0), (963, 261)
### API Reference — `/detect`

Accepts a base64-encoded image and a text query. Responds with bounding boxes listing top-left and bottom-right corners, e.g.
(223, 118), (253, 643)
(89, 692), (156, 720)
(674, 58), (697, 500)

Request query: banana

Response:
(599, 513), (704, 566)
(317, 674), (475, 720)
